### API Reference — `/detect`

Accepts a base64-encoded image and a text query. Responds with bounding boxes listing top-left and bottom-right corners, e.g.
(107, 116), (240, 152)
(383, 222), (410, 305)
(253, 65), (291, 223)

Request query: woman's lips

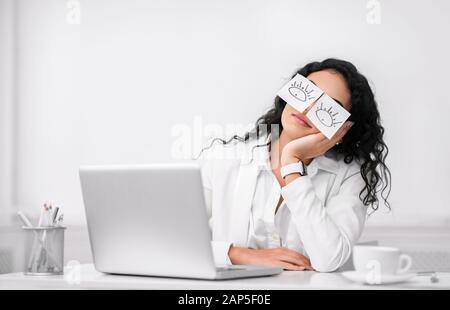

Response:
(292, 113), (312, 128)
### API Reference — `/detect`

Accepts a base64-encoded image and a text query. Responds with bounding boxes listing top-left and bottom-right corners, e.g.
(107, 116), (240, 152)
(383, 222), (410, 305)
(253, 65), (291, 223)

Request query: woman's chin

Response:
(284, 124), (315, 139)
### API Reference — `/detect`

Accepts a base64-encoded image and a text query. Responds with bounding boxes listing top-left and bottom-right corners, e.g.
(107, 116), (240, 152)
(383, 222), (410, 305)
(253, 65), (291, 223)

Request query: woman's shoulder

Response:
(196, 136), (259, 186)
(196, 132), (267, 163)
(196, 138), (248, 163)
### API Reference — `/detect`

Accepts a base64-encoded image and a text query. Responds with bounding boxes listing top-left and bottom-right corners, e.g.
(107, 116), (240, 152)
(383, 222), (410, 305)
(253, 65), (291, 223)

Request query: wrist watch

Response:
(280, 161), (308, 179)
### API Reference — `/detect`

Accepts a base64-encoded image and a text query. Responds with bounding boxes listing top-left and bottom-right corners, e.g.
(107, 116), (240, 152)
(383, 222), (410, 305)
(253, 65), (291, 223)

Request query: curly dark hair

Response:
(200, 58), (391, 212)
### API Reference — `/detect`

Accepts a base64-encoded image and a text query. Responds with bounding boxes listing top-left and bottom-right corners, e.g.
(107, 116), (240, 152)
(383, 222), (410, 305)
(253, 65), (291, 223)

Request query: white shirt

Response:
(247, 158), (308, 254)
(199, 134), (368, 272)
(248, 166), (286, 250)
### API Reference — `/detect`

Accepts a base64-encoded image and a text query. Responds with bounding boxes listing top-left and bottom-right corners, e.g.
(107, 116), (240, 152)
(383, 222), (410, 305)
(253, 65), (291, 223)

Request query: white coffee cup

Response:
(353, 246), (412, 275)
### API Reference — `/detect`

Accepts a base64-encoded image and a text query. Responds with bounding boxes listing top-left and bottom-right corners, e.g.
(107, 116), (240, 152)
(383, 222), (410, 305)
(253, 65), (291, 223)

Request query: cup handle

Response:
(397, 254), (412, 274)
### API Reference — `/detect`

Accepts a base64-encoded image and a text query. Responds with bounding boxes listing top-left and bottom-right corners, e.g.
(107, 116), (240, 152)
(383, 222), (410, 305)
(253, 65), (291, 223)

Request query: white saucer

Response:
(341, 271), (415, 285)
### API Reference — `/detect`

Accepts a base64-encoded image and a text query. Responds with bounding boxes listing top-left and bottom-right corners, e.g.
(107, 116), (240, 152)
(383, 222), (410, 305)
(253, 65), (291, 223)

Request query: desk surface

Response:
(1, 264), (450, 290)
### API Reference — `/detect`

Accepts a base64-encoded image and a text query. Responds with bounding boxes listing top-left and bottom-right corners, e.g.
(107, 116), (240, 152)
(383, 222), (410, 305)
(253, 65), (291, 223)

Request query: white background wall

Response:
(0, 0), (14, 226)
(3, 0), (450, 229)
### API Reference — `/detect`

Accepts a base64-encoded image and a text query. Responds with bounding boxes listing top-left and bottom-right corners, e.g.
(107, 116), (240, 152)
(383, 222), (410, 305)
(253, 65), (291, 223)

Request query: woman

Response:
(199, 58), (391, 272)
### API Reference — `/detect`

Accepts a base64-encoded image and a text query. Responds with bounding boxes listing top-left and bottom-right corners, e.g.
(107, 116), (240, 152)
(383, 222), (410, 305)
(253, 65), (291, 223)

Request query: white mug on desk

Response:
(353, 246), (412, 275)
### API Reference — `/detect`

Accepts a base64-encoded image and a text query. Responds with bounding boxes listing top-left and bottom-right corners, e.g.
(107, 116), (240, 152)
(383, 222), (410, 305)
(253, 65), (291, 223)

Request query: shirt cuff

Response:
(211, 240), (233, 266)
(281, 175), (312, 198)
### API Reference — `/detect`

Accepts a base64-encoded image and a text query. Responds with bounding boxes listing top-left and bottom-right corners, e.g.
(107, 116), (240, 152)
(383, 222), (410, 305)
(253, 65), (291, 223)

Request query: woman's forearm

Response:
(228, 245), (314, 271)
(281, 175), (366, 272)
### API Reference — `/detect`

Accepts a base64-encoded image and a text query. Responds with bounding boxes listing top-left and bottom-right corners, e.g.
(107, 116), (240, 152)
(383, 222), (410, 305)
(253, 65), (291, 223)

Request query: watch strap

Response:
(280, 161), (307, 178)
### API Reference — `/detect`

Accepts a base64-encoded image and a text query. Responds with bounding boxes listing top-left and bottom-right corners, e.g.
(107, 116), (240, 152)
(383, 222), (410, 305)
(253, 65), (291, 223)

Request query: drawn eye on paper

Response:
(306, 94), (351, 139)
(276, 74), (323, 112)
(288, 81), (316, 102)
(315, 102), (342, 127)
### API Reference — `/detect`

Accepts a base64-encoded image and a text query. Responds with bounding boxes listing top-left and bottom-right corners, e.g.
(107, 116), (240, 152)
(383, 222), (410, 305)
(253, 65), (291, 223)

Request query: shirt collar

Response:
(307, 152), (341, 177)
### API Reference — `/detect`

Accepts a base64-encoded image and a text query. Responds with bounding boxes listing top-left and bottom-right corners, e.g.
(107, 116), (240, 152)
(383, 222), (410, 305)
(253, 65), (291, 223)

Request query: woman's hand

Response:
(281, 121), (354, 165)
(228, 246), (314, 271)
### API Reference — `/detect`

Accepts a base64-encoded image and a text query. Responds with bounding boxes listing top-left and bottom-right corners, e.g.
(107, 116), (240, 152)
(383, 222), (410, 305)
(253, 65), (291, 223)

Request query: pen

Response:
(17, 211), (33, 228)
(52, 207), (59, 226)
(48, 204), (53, 227)
(18, 210), (40, 270)
(56, 214), (64, 226)
(38, 203), (51, 271)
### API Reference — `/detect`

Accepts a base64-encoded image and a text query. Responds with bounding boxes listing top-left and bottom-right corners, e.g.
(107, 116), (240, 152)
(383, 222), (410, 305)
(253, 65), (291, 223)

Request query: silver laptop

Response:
(79, 163), (282, 280)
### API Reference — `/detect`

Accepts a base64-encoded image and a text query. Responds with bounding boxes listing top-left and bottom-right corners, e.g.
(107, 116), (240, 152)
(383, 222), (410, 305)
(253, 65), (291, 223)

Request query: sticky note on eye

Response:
(277, 74), (323, 112)
(306, 94), (351, 139)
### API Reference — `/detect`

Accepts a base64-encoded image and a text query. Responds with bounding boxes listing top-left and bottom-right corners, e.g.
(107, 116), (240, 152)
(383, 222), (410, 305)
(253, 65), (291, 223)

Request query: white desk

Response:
(0, 264), (449, 289)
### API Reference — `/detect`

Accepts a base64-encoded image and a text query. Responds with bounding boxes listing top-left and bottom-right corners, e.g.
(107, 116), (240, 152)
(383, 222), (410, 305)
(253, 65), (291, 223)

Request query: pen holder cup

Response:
(22, 226), (66, 275)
